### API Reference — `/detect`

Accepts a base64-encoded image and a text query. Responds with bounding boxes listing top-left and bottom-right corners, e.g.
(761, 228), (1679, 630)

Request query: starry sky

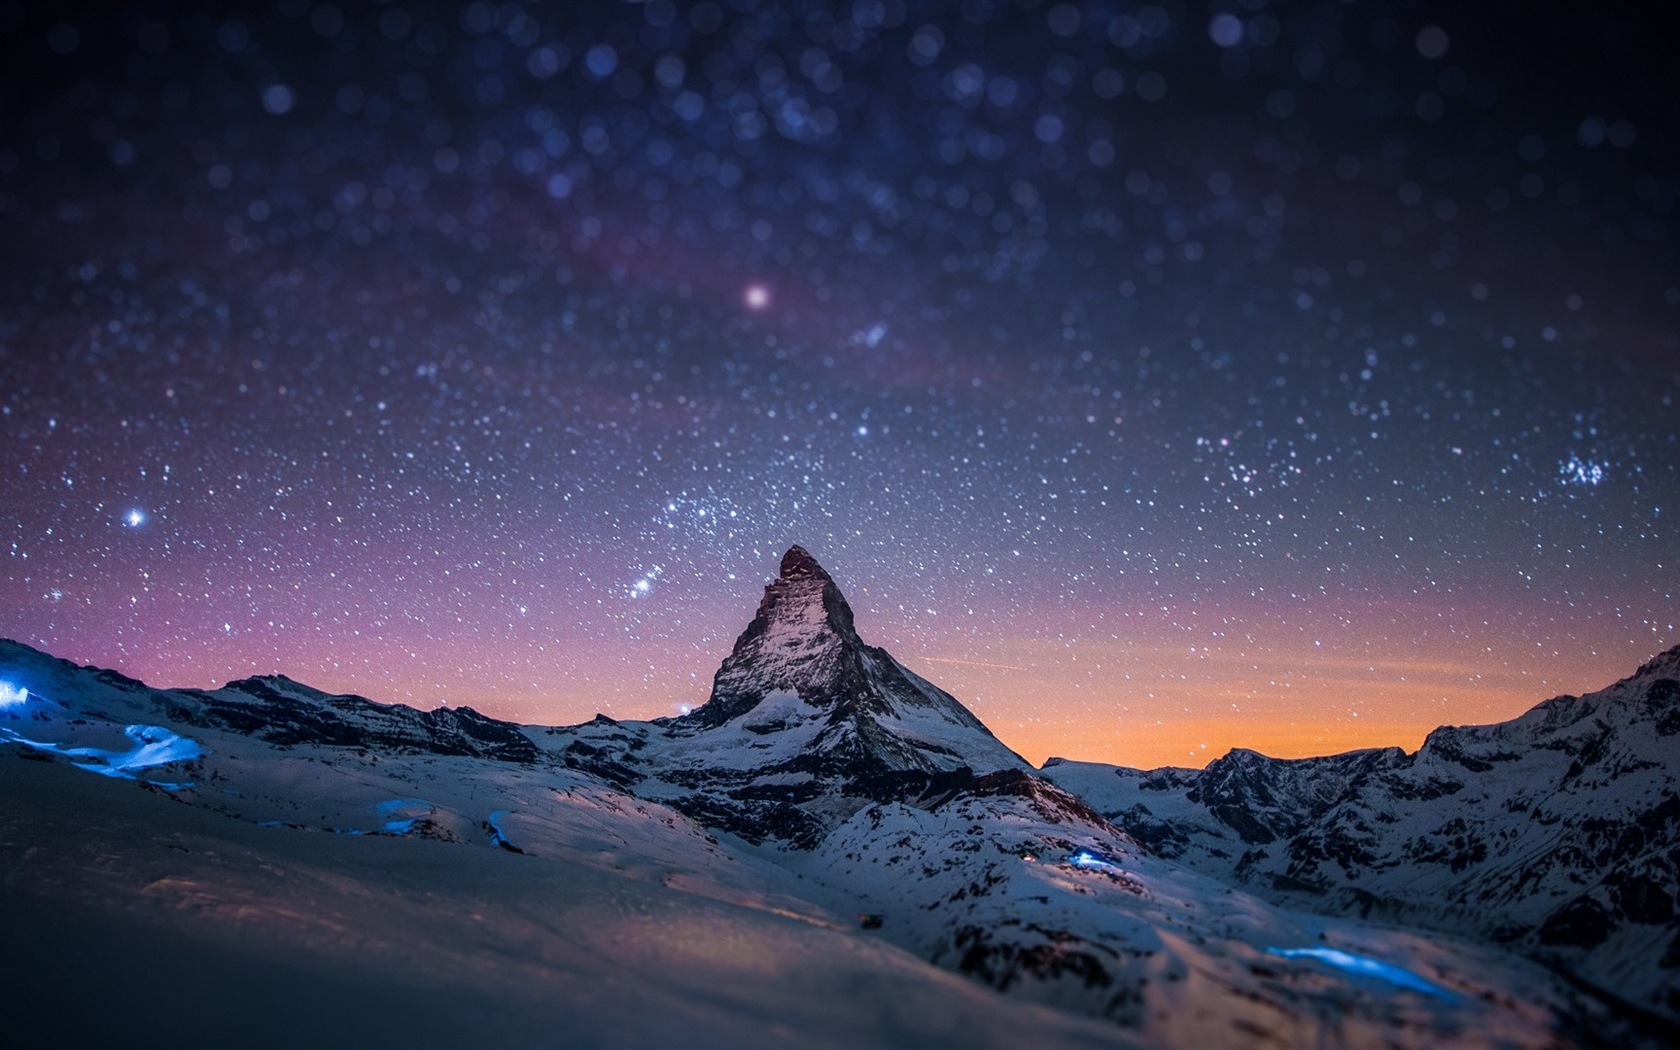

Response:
(2, 0), (1675, 769)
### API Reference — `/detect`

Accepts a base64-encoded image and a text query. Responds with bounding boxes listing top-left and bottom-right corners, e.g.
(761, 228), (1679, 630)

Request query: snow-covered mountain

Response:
(1040, 646), (1680, 1023)
(685, 545), (1021, 777)
(543, 545), (1028, 846)
(3, 548), (1676, 1047)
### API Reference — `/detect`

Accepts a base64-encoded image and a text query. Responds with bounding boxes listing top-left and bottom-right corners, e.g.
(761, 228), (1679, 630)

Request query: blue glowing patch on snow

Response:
(0, 723), (202, 789)
(375, 799), (432, 835)
(375, 797), (433, 815)
(0, 681), (28, 708)
(1068, 848), (1121, 871)
(376, 799), (433, 829)
(1266, 946), (1459, 1000)
(257, 801), (433, 837)
(486, 810), (522, 852)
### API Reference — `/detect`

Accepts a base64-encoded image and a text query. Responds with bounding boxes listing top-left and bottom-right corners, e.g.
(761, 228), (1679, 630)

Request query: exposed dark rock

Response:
(949, 924), (1117, 993)
(666, 793), (826, 849)
(1539, 896), (1613, 949)
(1609, 873), (1676, 926)
(1110, 803), (1190, 858)
(168, 677), (540, 763)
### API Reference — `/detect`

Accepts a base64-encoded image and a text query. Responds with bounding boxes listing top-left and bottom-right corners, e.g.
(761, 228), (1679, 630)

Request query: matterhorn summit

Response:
(682, 545), (1023, 775)
(693, 544), (868, 725)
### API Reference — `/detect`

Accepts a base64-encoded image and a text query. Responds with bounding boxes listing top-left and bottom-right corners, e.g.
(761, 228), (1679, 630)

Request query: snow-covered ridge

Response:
(1040, 641), (1680, 1023)
(6, 624), (1648, 1048)
(4, 567), (1679, 1044)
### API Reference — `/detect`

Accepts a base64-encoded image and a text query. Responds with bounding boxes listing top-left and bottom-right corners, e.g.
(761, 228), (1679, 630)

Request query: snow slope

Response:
(2, 754), (1132, 1049)
(0, 639), (1127, 1049)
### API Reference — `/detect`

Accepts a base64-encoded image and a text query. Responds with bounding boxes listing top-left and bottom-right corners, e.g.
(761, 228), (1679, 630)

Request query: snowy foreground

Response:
(3, 737), (1124, 1048)
(2, 551), (1676, 1048)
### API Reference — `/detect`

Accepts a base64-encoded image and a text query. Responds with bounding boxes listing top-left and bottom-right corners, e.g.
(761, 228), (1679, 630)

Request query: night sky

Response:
(2, 0), (1675, 768)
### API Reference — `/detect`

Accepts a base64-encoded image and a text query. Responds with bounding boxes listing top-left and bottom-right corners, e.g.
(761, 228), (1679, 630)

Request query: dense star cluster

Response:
(1, 1), (1674, 766)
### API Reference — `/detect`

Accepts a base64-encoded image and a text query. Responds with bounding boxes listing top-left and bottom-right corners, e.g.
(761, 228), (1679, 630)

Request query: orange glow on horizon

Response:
(74, 589), (1662, 775)
(996, 717), (1436, 771)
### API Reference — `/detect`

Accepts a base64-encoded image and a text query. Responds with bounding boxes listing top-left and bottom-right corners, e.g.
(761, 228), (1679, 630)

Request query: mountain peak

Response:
(754, 544), (857, 645)
(691, 546), (859, 727)
(677, 549), (1025, 777)
(779, 544), (831, 581)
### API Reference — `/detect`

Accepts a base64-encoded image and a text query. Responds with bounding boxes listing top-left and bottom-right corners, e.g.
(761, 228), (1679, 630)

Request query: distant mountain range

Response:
(1041, 645), (1680, 1021)
(3, 547), (1676, 1048)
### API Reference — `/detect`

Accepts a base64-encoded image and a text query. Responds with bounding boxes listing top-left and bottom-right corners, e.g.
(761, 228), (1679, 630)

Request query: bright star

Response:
(743, 283), (771, 310)
(125, 509), (146, 527)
